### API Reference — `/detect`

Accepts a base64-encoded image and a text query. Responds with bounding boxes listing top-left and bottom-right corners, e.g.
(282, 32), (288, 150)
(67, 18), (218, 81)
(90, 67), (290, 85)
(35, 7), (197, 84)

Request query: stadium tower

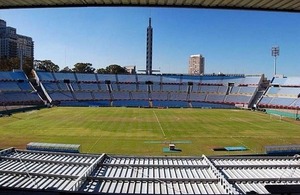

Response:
(146, 18), (153, 75)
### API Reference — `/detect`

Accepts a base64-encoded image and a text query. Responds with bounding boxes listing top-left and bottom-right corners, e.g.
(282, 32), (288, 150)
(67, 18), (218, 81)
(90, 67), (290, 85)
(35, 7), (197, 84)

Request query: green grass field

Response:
(0, 107), (299, 156)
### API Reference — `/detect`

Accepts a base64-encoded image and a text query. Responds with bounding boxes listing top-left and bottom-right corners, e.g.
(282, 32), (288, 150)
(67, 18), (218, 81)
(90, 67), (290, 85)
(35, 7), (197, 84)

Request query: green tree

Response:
(0, 57), (20, 71)
(34, 60), (59, 72)
(60, 66), (73, 73)
(0, 57), (33, 77)
(72, 63), (95, 73)
(96, 68), (107, 74)
(23, 57), (34, 77)
(105, 64), (128, 74)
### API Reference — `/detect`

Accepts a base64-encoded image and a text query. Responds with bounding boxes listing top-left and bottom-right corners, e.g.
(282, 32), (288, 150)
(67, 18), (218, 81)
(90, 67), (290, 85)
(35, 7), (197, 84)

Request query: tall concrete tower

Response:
(146, 18), (153, 75)
(188, 54), (205, 75)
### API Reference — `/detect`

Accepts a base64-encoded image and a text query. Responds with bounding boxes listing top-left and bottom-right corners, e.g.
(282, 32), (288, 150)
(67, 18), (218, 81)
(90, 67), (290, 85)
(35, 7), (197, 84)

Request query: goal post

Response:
(269, 113), (282, 121)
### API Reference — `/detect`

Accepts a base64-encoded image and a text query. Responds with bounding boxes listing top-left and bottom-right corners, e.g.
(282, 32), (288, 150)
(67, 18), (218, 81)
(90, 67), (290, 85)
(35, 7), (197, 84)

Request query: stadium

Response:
(1, 69), (300, 194)
(1, 1), (300, 195)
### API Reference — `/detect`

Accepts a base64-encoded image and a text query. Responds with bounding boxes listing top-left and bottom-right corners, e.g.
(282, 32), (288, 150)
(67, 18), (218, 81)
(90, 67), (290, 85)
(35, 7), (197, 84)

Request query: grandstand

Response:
(258, 76), (300, 109)
(2, 70), (300, 117)
(8, 69), (300, 111)
(34, 71), (263, 109)
(2, 70), (300, 194)
(0, 71), (44, 113)
(0, 147), (299, 194)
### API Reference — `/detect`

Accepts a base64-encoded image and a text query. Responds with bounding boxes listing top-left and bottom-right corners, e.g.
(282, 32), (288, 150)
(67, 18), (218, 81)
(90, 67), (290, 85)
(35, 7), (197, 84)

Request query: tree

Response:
(0, 57), (19, 71)
(105, 64), (128, 74)
(96, 68), (107, 74)
(23, 57), (34, 77)
(34, 60), (59, 72)
(60, 66), (73, 73)
(72, 63), (95, 73)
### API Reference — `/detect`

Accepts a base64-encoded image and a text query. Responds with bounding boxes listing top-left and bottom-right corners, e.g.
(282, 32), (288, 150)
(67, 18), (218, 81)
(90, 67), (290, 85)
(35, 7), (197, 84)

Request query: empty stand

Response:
(169, 92), (187, 101)
(118, 83), (137, 91)
(0, 71), (43, 105)
(161, 84), (179, 91)
(112, 91), (131, 100)
(131, 91), (149, 100)
(53, 72), (76, 81)
(35, 71), (262, 108)
(150, 91), (169, 101)
(76, 73), (97, 82)
(117, 74), (137, 83)
(97, 74), (117, 82)
(259, 76), (300, 109)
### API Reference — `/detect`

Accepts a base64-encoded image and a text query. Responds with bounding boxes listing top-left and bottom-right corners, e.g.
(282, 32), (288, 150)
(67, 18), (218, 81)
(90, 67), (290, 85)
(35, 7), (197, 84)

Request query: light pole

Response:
(271, 46), (279, 76)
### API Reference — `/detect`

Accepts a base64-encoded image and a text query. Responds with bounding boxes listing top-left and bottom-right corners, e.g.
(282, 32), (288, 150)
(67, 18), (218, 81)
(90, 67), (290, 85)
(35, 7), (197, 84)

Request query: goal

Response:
(269, 113), (282, 121)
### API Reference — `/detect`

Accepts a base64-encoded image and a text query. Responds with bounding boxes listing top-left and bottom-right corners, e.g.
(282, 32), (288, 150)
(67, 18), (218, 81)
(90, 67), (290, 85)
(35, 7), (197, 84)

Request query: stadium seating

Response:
(0, 82), (21, 91)
(131, 92), (149, 100)
(0, 71), (28, 81)
(112, 91), (131, 100)
(97, 74), (117, 82)
(48, 91), (74, 101)
(74, 91), (94, 100)
(191, 102), (235, 108)
(76, 73), (97, 82)
(118, 83), (137, 91)
(151, 83), (161, 91)
(225, 95), (252, 104)
(53, 72), (76, 81)
(161, 84), (179, 91)
(206, 94), (226, 102)
(0, 71), (43, 105)
(150, 92), (169, 100)
(93, 91), (111, 100)
(258, 76), (300, 109)
(117, 74), (136, 82)
(189, 93), (207, 101)
(35, 71), (262, 108)
(7, 70), (300, 111)
(169, 92), (187, 101)
(42, 83), (60, 91)
(272, 77), (300, 86)
(79, 83), (99, 91)
(113, 100), (149, 107)
(152, 100), (189, 108)
(137, 83), (148, 91)
(179, 83), (188, 92)
(137, 75), (161, 82)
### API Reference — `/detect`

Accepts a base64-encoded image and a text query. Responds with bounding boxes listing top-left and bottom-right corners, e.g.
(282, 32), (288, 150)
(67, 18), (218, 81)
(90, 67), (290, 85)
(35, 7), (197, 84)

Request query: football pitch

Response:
(0, 107), (299, 156)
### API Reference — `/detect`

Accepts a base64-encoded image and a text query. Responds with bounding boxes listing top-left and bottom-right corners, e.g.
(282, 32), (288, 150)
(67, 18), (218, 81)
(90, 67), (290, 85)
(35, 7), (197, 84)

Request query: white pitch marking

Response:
(153, 110), (166, 137)
(88, 136), (102, 153)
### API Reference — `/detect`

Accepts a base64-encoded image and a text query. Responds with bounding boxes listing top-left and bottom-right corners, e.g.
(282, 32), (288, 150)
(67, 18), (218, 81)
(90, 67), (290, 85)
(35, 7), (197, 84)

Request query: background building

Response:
(188, 54), (205, 75)
(124, 65), (136, 74)
(0, 19), (34, 60)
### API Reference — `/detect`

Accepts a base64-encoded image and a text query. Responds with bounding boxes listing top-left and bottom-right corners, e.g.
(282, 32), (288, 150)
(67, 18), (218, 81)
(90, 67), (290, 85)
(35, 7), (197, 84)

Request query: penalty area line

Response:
(153, 110), (166, 137)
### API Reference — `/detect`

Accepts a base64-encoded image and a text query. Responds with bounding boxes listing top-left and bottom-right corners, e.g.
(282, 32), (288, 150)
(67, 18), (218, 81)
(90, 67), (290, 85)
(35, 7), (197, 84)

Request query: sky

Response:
(1, 7), (300, 78)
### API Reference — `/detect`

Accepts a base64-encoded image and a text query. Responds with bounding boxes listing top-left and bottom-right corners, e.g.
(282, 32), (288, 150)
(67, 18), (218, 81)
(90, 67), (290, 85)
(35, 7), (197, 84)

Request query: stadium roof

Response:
(1, 0), (300, 12)
(1, 147), (300, 194)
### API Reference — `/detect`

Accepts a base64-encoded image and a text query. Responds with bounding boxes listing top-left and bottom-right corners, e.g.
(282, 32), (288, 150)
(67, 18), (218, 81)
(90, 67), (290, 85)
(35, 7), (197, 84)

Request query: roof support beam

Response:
(0, 156), (92, 167)
(100, 163), (210, 168)
(87, 176), (219, 182)
(2, 0), (300, 12)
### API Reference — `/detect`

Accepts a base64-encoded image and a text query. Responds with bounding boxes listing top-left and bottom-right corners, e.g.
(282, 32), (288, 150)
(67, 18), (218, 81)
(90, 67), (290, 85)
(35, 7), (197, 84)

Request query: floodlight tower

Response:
(271, 46), (279, 76)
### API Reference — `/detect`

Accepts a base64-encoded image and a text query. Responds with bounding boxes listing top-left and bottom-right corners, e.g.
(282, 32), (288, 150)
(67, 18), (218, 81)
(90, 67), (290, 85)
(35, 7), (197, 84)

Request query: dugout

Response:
(27, 142), (81, 153)
(265, 145), (300, 156)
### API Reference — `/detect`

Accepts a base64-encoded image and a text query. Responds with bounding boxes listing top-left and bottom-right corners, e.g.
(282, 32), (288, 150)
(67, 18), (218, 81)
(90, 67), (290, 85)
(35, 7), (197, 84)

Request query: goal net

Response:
(269, 113), (282, 121)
